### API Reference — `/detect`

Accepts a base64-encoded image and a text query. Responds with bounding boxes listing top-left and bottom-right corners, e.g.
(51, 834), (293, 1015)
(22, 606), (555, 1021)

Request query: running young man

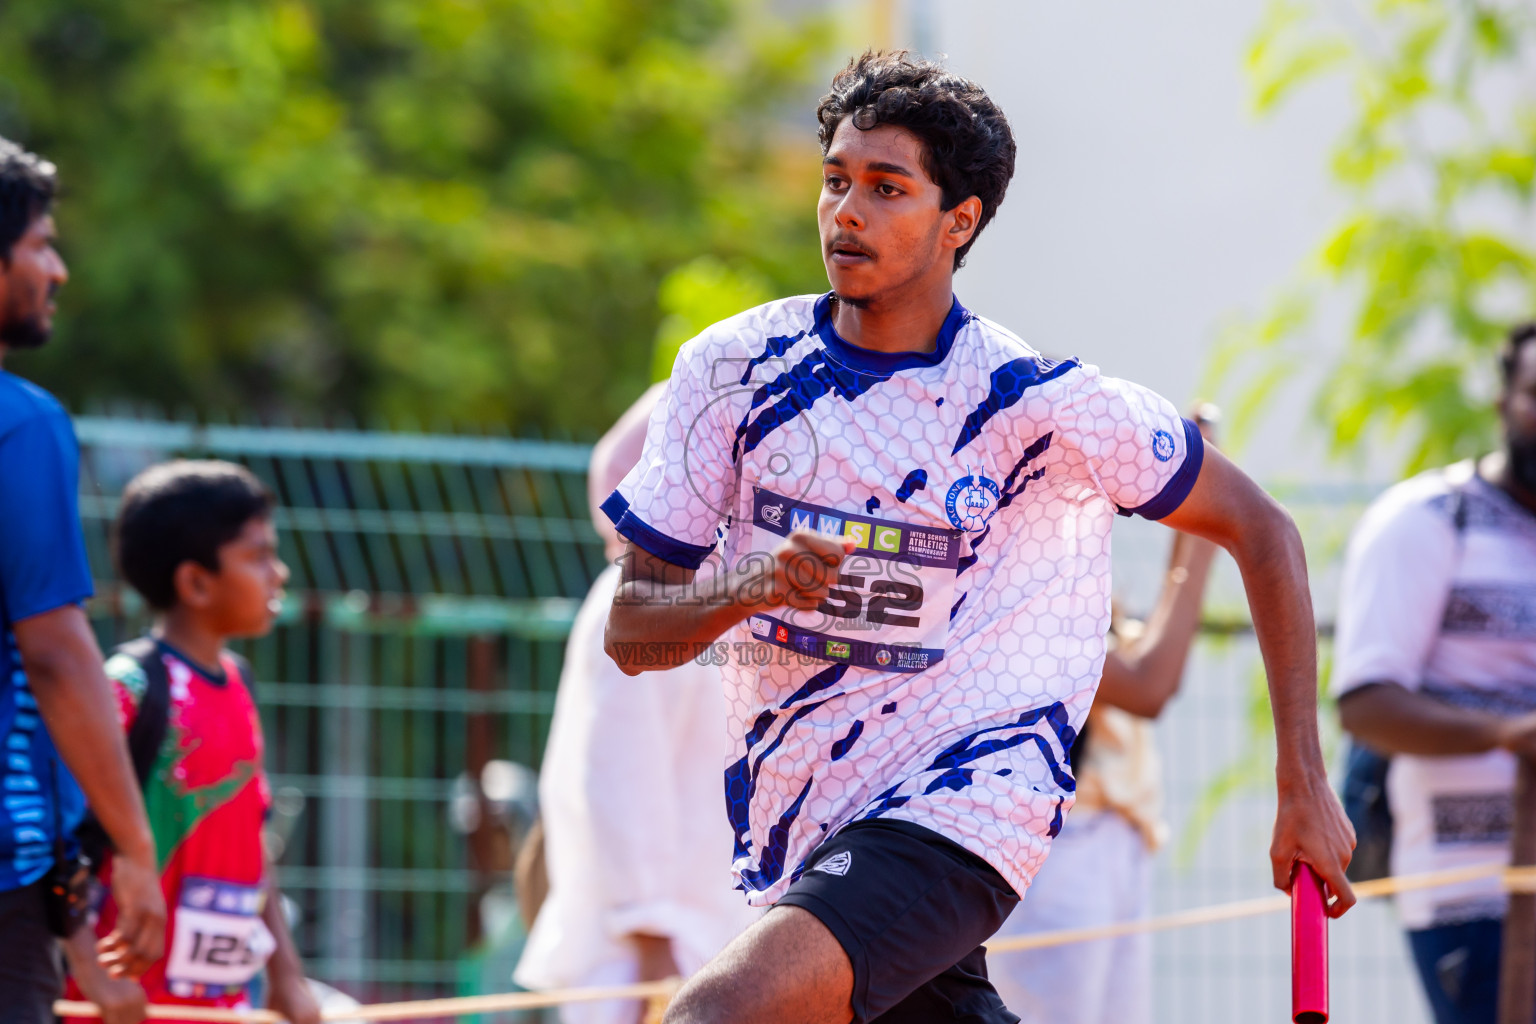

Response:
(603, 52), (1354, 1024)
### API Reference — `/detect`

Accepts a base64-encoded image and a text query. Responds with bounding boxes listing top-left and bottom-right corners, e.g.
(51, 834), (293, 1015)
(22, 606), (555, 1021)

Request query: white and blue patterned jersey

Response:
(604, 293), (1202, 906)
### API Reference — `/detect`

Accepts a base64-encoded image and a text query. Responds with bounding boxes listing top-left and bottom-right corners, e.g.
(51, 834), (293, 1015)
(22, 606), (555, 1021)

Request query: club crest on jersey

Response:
(760, 501), (787, 527)
(1152, 429), (1176, 462)
(945, 473), (1001, 533)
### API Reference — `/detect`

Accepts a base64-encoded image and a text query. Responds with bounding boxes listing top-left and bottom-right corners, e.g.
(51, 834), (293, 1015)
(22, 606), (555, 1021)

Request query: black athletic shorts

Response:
(776, 819), (1021, 1024)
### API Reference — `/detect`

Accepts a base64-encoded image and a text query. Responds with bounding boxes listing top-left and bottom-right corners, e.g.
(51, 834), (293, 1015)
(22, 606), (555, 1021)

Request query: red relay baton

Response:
(1291, 862), (1329, 1023)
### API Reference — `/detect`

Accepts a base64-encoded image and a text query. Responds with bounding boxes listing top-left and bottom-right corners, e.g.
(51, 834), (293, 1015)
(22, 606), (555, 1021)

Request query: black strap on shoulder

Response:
(115, 637), (172, 789)
(77, 638), (171, 866)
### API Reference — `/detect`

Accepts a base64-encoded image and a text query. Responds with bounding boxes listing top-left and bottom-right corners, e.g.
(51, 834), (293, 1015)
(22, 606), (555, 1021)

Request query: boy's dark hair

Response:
(115, 460), (275, 611)
(816, 51), (1016, 270)
(0, 137), (57, 263)
(1503, 321), (1536, 388)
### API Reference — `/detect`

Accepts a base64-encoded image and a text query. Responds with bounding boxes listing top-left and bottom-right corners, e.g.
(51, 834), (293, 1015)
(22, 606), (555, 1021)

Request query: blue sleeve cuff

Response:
(601, 490), (716, 570)
(1119, 418), (1205, 521)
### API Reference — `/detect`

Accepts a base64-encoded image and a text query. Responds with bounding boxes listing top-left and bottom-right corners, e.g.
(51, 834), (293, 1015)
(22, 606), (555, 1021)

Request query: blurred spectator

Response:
(0, 136), (164, 1023)
(1335, 322), (1536, 1024)
(61, 461), (318, 1024)
(987, 411), (1218, 1024)
(515, 384), (756, 1024)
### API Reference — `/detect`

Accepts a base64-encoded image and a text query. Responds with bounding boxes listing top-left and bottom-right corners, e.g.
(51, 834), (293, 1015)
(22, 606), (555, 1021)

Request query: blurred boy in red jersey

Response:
(62, 461), (318, 1024)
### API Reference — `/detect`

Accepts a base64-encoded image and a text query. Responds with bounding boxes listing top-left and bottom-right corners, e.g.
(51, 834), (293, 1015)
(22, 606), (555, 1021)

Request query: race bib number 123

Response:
(166, 877), (276, 996)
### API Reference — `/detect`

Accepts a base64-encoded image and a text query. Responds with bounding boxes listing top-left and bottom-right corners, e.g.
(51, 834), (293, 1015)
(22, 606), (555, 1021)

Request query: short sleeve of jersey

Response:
(1049, 364), (1203, 520)
(0, 407), (93, 622)
(1332, 490), (1455, 697)
(602, 341), (735, 569)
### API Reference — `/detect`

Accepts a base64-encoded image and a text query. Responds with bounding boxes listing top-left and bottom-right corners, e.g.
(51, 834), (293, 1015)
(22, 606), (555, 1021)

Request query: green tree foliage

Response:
(1217, 0), (1536, 471)
(650, 254), (772, 381)
(0, 0), (830, 431)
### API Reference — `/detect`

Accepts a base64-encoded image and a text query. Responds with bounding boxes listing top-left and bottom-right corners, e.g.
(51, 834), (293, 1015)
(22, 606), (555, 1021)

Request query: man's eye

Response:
(824, 177), (847, 189)
(878, 183), (903, 196)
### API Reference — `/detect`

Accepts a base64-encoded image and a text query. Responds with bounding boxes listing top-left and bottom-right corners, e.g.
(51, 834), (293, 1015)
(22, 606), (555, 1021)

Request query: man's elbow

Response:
(15, 625), (87, 691)
(1137, 685), (1175, 720)
(1336, 683), (1415, 751)
(12, 604), (98, 693)
(1224, 492), (1303, 566)
(603, 612), (644, 676)
(1337, 685), (1386, 738)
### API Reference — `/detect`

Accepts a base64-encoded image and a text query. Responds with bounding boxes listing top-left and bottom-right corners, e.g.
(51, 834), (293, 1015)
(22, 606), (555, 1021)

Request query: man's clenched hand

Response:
(1271, 765), (1357, 917)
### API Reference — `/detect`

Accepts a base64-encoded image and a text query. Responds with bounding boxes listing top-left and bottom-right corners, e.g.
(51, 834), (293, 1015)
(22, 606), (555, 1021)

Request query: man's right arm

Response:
(0, 411), (165, 975)
(604, 533), (853, 675)
(15, 606), (165, 977)
(1339, 682), (1536, 757)
(1332, 484), (1490, 757)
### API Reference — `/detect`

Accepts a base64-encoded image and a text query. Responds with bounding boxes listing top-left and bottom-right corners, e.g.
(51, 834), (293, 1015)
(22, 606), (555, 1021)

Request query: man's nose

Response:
(49, 248), (68, 285)
(834, 193), (865, 231)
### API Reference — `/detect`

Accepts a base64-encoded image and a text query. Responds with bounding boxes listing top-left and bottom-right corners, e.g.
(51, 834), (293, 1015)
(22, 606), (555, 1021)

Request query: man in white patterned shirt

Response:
(1335, 323), (1536, 1023)
(604, 51), (1355, 1024)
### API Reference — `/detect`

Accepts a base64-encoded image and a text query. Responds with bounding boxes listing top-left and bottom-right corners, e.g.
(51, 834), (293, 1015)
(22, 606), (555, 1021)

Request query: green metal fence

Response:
(74, 415), (604, 1005)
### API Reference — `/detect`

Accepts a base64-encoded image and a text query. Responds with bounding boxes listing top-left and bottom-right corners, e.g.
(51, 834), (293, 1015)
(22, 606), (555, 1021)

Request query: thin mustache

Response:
(826, 237), (875, 258)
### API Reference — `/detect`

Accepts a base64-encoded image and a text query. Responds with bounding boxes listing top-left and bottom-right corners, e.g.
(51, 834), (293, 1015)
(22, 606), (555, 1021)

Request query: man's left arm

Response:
(1159, 445), (1357, 914)
(261, 866), (321, 1024)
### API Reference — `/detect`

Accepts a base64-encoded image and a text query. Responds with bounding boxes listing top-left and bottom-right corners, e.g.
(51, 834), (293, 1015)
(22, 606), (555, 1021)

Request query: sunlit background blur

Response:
(4, 0), (1533, 1020)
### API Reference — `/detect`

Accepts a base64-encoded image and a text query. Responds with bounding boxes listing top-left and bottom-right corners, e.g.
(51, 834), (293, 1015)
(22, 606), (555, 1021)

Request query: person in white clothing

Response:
(515, 384), (757, 1024)
(1334, 322), (1536, 1024)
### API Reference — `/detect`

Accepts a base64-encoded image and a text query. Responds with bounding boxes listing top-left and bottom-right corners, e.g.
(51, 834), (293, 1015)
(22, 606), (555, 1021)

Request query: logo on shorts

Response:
(1152, 429), (1176, 462)
(874, 648), (892, 667)
(776, 625), (789, 644)
(945, 473), (1001, 533)
(750, 617), (771, 637)
(826, 640), (851, 660)
(813, 851), (853, 877)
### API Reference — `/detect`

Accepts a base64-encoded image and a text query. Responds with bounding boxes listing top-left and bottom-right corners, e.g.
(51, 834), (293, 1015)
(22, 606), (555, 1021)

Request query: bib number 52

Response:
(817, 574), (923, 628)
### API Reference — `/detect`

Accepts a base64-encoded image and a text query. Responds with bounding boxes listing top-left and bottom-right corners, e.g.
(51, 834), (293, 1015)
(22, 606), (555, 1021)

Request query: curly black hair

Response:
(0, 136), (57, 264)
(816, 51), (1016, 270)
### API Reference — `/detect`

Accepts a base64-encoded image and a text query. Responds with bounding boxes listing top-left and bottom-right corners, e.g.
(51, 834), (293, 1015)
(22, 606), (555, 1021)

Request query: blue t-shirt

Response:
(0, 370), (91, 889)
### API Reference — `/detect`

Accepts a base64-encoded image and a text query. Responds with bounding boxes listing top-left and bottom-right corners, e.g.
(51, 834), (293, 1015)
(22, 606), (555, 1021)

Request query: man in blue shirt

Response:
(0, 136), (165, 1024)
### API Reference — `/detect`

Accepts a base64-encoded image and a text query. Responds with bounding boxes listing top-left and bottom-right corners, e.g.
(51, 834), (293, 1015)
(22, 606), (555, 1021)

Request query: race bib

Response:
(166, 877), (276, 996)
(748, 487), (960, 673)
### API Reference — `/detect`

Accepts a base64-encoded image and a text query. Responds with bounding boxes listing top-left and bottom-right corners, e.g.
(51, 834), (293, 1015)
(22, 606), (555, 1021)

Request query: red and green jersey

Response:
(71, 641), (273, 1014)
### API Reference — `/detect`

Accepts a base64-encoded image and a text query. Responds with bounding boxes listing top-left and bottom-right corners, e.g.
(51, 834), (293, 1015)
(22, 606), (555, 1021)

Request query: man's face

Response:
(818, 121), (972, 308)
(1503, 340), (1536, 490)
(0, 213), (68, 351)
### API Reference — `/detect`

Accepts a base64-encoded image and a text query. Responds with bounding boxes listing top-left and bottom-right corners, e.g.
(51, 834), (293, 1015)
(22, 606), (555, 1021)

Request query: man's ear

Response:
(944, 196), (983, 251)
(172, 560), (213, 610)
